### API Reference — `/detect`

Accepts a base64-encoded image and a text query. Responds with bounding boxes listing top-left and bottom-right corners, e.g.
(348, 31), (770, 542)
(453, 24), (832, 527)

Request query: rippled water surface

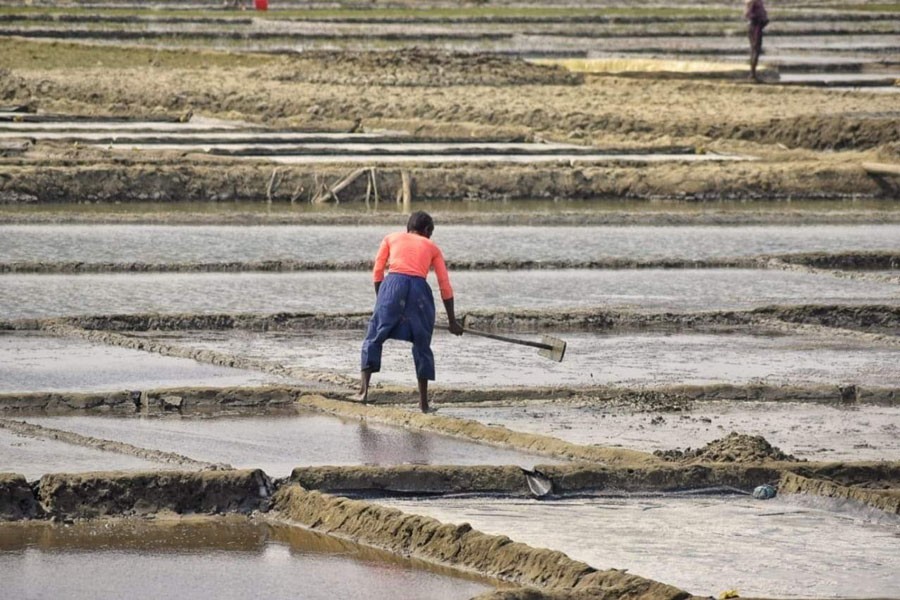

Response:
(1, 269), (896, 319)
(0, 519), (492, 600)
(2, 224), (898, 263)
(378, 494), (900, 599)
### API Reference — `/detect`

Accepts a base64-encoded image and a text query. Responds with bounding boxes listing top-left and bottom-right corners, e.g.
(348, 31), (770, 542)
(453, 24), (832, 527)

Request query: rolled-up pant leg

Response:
(408, 278), (437, 381)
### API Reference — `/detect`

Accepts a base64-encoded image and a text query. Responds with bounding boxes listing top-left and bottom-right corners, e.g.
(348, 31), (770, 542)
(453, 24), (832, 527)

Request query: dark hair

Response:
(406, 211), (434, 236)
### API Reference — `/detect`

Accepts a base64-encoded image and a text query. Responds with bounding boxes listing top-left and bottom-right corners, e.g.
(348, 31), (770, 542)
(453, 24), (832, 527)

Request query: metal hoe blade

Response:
(538, 335), (567, 363)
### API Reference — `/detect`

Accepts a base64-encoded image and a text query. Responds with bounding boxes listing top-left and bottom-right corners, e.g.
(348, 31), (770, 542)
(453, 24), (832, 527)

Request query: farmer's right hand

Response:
(448, 319), (464, 336)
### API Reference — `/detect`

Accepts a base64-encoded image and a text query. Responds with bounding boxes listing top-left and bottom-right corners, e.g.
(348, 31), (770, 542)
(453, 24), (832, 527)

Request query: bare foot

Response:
(348, 390), (368, 403)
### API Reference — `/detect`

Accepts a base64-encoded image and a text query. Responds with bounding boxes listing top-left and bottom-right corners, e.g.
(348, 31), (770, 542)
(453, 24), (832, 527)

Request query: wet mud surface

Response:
(163, 329), (900, 391)
(377, 493), (900, 599)
(0, 517), (494, 600)
(439, 400), (900, 463)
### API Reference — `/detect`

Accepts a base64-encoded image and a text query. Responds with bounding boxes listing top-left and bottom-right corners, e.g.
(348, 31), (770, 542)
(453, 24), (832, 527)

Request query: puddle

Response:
(152, 329), (900, 391)
(439, 399), (900, 462)
(0, 333), (290, 393)
(377, 493), (900, 599)
(0, 427), (173, 481)
(0, 518), (493, 600)
(1, 269), (896, 319)
(2, 224), (899, 264)
(19, 413), (560, 477)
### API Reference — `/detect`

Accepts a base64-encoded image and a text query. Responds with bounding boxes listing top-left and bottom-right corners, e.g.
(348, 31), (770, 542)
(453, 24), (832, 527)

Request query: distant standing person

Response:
(356, 211), (464, 412)
(745, 0), (769, 82)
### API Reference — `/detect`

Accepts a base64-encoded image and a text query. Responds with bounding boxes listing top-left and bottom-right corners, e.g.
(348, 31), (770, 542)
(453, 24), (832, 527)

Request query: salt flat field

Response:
(1, 224), (897, 264)
(151, 329), (900, 390)
(2, 269), (897, 319)
(378, 494), (900, 599)
(0, 333), (289, 393)
(19, 413), (560, 477)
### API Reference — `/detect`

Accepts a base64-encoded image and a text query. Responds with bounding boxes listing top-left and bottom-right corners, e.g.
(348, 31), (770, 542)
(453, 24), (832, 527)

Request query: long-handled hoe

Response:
(455, 316), (567, 362)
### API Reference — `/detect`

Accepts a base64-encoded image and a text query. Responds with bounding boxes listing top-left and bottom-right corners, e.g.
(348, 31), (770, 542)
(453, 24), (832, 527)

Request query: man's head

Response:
(407, 211), (435, 238)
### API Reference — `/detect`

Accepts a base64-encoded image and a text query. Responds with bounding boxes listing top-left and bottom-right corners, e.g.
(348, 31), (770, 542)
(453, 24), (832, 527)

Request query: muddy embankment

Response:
(0, 252), (896, 276)
(0, 159), (894, 205)
(7, 304), (899, 335)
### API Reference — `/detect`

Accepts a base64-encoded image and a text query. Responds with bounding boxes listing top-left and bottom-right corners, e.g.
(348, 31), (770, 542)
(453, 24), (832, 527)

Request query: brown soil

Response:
(2, 40), (899, 203)
(655, 432), (798, 463)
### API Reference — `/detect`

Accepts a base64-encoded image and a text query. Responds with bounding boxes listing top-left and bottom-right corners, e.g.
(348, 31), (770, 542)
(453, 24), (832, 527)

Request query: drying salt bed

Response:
(0, 518), (493, 600)
(165, 330), (900, 392)
(3, 269), (898, 319)
(0, 333), (290, 393)
(3, 224), (899, 264)
(440, 399), (900, 462)
(378, 493), (900, 599)
(0, 428), (173, 482)
(19, 413), (560, 477)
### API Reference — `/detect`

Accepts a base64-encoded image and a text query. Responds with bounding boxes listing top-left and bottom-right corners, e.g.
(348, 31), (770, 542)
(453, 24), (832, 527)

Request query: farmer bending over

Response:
(745, 0), (769, 82)
(356, 211), (463, 412)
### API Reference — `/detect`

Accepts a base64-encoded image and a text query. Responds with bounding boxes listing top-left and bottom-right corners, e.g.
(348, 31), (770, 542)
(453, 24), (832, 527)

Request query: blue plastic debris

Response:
(752, 484), (777, 500)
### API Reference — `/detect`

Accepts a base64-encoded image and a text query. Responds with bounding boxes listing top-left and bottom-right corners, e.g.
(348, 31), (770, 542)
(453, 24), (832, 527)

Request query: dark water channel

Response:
(0, 518), (493, 600)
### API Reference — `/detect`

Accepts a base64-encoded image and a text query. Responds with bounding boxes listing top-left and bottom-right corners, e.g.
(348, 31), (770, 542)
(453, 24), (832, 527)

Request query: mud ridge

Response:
(0, 418), (221, 469)
(0, 386), (302, 414)
(765, 256), (900, 285)
(654, 432), (798, 463)
(0, 256), (764, 274)
(271, 484), (690, 600)
(2, 210), (899, 227)
(288, 463), (791, 496)
(0, 162), (888, 204)
(36, 469), (273, 520)
(0, 253), (896, 276)
(6, 304), (899, 337)
(779, 471), (900, 514)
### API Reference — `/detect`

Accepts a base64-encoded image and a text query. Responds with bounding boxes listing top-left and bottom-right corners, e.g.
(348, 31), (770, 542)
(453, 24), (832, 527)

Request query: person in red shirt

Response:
(745, 0), (770, 82)
(355, 211), (463, 412)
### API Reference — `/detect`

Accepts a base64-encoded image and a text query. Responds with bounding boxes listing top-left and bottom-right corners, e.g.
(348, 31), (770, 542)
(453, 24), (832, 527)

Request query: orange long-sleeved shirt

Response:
(372, 231), (454, 300)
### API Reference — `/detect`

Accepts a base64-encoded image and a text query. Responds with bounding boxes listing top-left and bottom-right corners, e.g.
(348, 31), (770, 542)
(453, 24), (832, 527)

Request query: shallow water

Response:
(159, 329), (900, 390)
(20, 413), (560, 477)
(0, 519), (492, 600)
(378, 493), (900, 599)
(1, 269), (896, 319)
(440, 399), (900, 462)
(0, 428), (173, 481)
(2, 224), (898, 264)
(0, 333), (290, 393)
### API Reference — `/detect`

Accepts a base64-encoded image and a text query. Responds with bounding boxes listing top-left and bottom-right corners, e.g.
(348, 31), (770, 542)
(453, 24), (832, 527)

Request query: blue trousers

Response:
(361, 273), (436, 380)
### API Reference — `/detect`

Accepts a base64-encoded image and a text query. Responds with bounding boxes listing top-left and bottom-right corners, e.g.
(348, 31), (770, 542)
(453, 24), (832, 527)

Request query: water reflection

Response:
(357, 422), (433, 466)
